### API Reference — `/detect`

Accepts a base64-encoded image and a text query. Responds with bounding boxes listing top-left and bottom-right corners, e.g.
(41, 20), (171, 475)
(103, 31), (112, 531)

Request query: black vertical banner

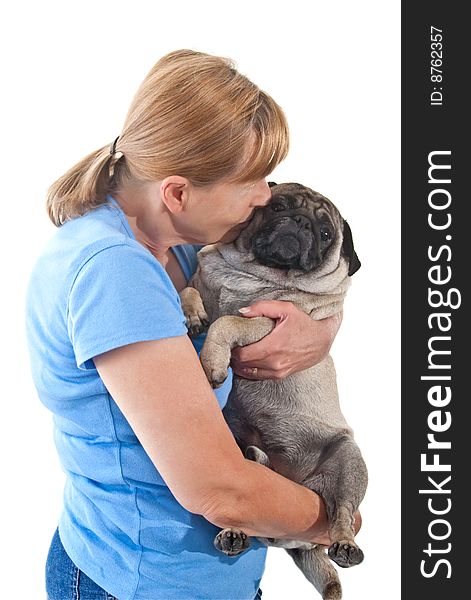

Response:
(402, 3), (466, 598)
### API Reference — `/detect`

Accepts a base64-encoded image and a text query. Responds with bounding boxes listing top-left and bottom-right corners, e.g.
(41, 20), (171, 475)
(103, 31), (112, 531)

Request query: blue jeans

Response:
(46, 528), (263, 600)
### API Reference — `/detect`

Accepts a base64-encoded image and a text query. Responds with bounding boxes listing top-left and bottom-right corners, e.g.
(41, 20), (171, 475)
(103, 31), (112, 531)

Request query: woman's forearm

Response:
(201, 458), (331, 545)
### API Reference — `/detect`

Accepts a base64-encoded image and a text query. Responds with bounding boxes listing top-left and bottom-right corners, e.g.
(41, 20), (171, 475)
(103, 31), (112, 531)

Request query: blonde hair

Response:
(46, 49), (289, 227)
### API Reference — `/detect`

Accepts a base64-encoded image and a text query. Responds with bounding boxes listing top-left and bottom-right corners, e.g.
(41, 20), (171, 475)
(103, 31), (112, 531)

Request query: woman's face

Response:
(186, 178), (272, 245)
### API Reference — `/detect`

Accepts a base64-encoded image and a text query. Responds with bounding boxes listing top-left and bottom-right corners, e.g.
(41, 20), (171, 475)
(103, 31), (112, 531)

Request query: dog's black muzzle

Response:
(251, 214), (324, 272)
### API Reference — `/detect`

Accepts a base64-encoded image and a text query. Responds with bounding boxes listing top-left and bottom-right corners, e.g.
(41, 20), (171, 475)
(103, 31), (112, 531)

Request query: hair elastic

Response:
(108, 136), (123, 180)
(109, 136), (120, 156)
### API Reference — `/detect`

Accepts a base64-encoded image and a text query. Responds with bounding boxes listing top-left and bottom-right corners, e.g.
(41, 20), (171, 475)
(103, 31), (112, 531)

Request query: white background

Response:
(0, 1), (400, 598)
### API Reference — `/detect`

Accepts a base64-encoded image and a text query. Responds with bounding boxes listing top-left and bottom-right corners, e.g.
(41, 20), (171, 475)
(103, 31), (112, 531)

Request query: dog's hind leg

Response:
(286, 545), (342, 599)
(305, 436), (368, 569)
(214, 444), (270, 557)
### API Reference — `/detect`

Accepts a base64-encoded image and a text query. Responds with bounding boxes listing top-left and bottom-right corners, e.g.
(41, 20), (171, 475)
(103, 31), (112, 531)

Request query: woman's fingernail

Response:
(238, 307), (251, 314)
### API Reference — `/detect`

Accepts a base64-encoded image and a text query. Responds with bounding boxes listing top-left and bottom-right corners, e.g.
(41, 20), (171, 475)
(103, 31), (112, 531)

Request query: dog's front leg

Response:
(179, 286), (209, 336)
(200, 315), (275, 388)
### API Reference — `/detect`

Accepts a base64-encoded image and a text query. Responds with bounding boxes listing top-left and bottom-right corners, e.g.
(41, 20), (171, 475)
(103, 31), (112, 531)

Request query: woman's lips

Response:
(230, 214), (253, 232)
(238, 218), (252, 229)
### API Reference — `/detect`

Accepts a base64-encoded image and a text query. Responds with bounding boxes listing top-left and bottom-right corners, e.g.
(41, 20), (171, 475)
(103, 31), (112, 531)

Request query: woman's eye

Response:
(320, 227), (332, 242)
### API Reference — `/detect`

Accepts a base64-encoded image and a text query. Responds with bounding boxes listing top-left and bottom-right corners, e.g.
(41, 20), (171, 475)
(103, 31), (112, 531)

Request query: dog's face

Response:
(253, 183), (341, 273)
(228, 183), (360, 280)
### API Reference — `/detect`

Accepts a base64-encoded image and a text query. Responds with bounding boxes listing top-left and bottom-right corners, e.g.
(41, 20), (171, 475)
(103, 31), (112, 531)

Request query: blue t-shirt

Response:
(25, 196), (267, 600)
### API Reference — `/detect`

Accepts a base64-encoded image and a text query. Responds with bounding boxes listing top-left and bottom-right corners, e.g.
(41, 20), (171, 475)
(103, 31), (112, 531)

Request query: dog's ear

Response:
(342, 220), (361, 276)
(268, 181), (278, 188)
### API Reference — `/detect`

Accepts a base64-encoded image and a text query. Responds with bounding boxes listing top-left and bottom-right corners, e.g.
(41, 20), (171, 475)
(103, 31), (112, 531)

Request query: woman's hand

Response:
(303, 509), (362, 547)
(229, 301), (343, 380)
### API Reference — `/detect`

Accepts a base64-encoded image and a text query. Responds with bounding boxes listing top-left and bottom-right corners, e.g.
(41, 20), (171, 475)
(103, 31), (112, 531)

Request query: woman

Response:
(26, 49), (347, 600)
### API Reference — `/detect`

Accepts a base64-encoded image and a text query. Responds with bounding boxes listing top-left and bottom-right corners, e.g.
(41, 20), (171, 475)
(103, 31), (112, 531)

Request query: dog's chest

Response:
(196, 262), (309, 321)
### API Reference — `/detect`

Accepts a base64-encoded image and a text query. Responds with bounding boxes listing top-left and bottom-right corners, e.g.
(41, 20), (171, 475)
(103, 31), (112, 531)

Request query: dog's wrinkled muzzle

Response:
(252, 216), (320, 271)
(271, 235), (300, 260)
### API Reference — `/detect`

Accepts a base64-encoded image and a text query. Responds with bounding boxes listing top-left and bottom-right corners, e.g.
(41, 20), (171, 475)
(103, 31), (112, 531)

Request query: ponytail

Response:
(46, 144), (127, 227)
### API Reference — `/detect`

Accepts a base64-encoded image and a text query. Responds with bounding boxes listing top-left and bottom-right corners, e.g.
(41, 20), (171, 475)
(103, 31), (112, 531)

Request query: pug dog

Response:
(179, 182), (367, 600)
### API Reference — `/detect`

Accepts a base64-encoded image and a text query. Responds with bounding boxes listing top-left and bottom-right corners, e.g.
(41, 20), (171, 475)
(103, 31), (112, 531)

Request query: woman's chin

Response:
(217, 226), (244, 244)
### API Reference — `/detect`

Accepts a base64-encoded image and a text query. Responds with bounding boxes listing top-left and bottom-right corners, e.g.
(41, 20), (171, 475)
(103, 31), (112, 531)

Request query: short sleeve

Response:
(67, 243), (188, 370)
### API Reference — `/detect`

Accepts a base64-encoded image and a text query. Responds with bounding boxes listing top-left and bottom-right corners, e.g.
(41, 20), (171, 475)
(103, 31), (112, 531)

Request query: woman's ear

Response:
(160, 176), (190, 215)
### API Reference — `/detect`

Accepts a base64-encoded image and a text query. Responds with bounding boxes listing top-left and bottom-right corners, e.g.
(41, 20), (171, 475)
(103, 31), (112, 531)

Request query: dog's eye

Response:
(320, 227), (332, 242)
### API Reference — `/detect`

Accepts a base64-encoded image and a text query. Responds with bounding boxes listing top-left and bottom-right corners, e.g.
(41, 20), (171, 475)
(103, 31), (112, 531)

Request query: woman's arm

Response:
(230, 301), (343, 380)
(94, 335), (336, 544)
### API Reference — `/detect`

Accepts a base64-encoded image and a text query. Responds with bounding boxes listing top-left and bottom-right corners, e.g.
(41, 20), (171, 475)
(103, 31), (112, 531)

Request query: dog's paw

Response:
(245, 445), (270, 467)
(200, 338), (231, 388)
(202, 361), (229, 389)
(323, 580), (342, 600)
(214, 528), (250, 556)
(328, 540), (364, 568)
(179, 288), (209, 337)
(184, 308), (209, 337)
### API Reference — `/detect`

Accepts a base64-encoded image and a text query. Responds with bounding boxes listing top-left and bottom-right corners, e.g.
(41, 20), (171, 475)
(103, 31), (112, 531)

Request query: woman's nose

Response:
(255, 181), (272, 207)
